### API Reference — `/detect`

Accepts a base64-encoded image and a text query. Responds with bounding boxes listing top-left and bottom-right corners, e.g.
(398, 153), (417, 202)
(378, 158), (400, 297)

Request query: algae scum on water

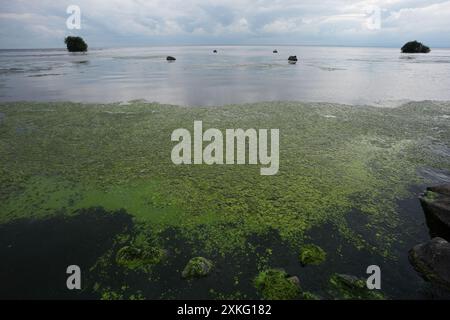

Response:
(0, 101), (449, 299)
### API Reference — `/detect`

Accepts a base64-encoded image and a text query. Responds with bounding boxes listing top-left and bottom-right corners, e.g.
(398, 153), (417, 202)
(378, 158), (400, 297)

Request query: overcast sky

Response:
(1, 0), (450, 49)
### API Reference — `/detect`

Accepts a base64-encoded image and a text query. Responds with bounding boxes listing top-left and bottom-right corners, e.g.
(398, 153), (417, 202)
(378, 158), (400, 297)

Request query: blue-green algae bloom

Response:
(299, 244), (327, 266)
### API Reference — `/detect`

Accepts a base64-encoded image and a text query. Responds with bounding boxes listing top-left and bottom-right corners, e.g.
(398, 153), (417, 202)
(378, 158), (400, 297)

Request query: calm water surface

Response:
(1, 46), (450, 106)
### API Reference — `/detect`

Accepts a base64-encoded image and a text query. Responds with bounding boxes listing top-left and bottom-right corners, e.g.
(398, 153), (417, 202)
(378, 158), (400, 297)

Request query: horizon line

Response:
(2, 43), (450, 51)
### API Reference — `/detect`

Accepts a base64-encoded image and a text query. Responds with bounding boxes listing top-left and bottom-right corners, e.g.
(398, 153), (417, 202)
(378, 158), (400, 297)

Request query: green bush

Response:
(65, 36), (88, 52)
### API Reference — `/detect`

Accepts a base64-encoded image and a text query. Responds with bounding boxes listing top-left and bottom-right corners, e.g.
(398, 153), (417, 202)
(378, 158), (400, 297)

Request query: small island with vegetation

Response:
(401, 40), (430, 53)
(65, 36), (88, 52)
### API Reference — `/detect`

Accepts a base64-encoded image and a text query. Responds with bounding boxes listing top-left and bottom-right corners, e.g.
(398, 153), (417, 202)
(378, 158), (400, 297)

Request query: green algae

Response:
(423, 190), (439, 202)
(299, 244), (327, 266)
(116, 245), (166, 270)
(301, 291), (321, 300)
(254, 269), (301, 300)
(1, 100), (449, 259)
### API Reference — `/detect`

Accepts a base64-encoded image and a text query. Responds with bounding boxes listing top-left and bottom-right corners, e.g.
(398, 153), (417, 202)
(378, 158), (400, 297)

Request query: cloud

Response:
(0, 0), (449, 48)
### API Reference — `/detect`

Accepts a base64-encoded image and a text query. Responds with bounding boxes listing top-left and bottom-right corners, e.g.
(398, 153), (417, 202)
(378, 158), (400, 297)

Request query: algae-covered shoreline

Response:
(0, 100), (449, 299)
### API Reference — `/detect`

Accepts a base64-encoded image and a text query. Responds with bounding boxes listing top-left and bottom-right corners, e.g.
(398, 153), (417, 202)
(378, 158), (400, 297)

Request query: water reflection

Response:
(1, 46), (450, 106)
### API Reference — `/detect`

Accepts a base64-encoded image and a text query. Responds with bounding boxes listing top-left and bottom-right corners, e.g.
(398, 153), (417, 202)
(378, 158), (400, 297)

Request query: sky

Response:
(1, 0), (450, 49)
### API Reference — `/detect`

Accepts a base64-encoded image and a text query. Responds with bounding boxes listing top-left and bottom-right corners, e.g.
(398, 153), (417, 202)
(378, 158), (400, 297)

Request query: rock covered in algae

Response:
(254, 269), (301, 300)
(298, 244), (327, 266)
(409, 237), (450, 290)
(328, 274), (385, 300)
(181, 257), (214, 279)
(116, 245), (166, 270)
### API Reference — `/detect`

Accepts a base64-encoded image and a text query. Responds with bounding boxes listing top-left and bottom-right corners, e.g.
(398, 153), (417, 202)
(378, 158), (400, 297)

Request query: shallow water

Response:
(0, 100), (449, 299)
(1, 46), (450, 106)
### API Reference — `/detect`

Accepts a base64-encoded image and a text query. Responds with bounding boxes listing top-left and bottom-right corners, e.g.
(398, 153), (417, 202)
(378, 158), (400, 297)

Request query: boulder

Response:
(166, 56), (176, 61)
(420, 184), (450, 240)
(401, 41), (430, 53)
(409, 237), (450, 290)
(213, 50), (218, 53)
(181, 257), (213, 279)
(273, 49), (278, 53)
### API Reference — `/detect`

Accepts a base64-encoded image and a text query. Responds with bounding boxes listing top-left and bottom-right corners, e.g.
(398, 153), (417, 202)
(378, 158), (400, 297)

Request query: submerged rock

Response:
(328, 274), (385, 300)
(181, 257), (214, 279)
(409, 237), (450, 290)
(298, 244), (327, 266)
(166, 56), (176, 61)
(420, 184), (450, 240)
(254, 269), (301, 300)
(401, 41), (430, 53)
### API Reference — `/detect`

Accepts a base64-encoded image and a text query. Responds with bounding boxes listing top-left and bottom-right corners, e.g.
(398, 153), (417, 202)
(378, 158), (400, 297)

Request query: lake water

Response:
(1, 46), (450, 106)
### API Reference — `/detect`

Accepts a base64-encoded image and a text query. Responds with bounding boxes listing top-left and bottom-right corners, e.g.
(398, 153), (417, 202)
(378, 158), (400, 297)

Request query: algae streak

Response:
(0, 101), (449, 256)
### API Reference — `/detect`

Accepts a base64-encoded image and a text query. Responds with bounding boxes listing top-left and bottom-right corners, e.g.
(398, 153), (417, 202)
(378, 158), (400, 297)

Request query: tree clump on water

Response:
(401, 40), (430, 53)
(65, 36), (88, 52)
(299, 244), (327, 266)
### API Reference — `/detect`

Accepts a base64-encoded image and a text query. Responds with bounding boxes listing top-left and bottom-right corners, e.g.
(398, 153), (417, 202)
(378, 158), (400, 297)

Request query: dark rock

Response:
(288, 56), (298, 64)
(64, 36), (88, 52)
(409, 237), (450, 290)
(213, 50), (217, 53)
(401, 41), (430, 53)
(420, 184), (450, 240)
(273, 49), (278, 53)
(166, 56), (176, 61)
(428, 185), (450, 196)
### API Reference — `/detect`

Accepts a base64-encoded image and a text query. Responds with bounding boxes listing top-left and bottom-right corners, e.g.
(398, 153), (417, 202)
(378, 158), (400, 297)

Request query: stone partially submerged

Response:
(409, 237), (450, 290)
(254, 269), (301, 300)
(420, 184), (450, 240)
(328, 274), (385, 300)
(288, 56), (298, 64)
(181, 257), (214, 279)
